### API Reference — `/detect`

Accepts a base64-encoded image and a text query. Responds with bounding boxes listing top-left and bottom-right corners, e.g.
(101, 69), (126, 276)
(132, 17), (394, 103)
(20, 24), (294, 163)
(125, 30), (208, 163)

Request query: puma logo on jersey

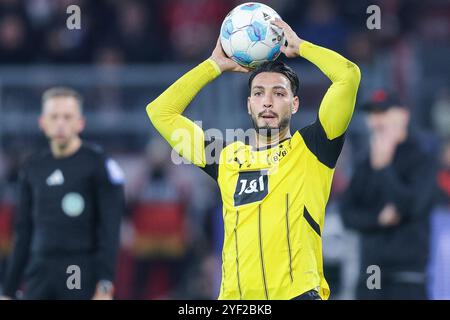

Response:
(46, 169), (64, 186)
(231, 146), (254, 169)
(234, 170), (269, 206)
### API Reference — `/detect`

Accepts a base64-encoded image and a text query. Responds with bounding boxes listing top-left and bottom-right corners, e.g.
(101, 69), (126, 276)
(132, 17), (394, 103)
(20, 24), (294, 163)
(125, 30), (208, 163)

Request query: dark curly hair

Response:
(248, 60), (299, 96)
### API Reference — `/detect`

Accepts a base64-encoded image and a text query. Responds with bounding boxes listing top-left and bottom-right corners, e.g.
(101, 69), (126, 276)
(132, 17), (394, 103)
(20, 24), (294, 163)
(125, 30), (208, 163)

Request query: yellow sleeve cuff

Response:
(299, 41), (314, 58)
(205, 58), (222, 76)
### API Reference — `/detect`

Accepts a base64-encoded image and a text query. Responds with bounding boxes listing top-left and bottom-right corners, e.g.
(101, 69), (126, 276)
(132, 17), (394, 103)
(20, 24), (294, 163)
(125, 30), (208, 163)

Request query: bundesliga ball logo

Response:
(220, 2), (285, 69)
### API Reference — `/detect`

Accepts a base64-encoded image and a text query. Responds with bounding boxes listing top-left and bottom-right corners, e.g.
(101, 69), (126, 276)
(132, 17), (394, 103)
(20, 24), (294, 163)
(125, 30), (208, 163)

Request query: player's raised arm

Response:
(272, 18), (361, 140)
(146, 39), (248, 167)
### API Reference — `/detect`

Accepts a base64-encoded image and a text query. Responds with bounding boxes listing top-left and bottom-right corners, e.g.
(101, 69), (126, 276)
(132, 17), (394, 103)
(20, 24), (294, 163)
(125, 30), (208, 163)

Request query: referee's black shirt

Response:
(2, 143), (125, 297)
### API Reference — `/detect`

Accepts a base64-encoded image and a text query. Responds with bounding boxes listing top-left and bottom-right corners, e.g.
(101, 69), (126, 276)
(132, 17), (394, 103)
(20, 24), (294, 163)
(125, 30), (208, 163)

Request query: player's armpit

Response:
(146, 59), (221, 167)
(299, 41), (361, 140)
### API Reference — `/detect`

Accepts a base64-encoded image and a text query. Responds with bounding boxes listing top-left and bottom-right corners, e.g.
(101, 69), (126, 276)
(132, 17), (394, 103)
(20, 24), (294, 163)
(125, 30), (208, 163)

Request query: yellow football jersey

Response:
(147, 41), (360, 299)
(201, 118), (344, 299)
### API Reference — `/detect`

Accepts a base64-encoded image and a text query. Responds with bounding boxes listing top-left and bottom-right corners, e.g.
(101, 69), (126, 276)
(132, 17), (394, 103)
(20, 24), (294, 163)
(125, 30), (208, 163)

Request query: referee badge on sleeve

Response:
(105, 159), (125, 185)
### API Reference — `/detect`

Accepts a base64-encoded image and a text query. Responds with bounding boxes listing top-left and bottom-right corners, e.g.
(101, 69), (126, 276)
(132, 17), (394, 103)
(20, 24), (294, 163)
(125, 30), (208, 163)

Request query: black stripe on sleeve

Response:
(200, 137), (225, 181)
(303, 206), (321, 237)
(298, 118), (345, 169)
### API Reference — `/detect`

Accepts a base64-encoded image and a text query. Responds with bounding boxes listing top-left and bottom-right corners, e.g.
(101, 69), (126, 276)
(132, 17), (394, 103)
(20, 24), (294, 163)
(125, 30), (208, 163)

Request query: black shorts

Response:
(24, 253), (97, 300)
(291, 289), (322, 300)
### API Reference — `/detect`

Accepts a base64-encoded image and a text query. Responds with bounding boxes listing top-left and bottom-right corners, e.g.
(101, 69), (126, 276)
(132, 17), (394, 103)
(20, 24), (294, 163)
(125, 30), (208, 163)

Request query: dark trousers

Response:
(356, 274), (428, 300)
(132, 256), (185, 300)
(24, 254), (97, 300)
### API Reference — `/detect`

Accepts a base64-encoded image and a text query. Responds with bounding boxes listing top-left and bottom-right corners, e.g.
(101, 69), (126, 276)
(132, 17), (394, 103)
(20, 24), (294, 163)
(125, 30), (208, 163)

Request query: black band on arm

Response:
(299, 118), (345, 169)
(200, 137), (225, 181)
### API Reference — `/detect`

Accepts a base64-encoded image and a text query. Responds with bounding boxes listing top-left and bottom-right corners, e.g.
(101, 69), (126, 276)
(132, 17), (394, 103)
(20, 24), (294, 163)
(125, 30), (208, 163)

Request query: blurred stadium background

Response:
(0, 0), (449, 299)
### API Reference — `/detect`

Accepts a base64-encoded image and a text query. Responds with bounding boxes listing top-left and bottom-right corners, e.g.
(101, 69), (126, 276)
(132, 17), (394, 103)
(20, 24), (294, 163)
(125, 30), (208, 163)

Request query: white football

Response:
(220, 2), (285, 69)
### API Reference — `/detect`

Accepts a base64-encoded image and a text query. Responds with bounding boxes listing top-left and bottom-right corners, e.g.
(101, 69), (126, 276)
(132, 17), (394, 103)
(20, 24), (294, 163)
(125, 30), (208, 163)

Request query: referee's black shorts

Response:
(24, 253), (97, 300)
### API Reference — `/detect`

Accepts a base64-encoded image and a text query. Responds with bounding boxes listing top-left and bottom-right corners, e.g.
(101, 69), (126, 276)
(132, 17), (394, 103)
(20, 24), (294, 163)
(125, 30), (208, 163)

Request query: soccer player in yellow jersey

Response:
(146, 18), (361, 300)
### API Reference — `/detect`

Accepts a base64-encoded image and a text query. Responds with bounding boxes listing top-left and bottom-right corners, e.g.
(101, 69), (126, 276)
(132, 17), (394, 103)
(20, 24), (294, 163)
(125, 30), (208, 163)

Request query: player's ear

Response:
(247, 97), (251, 115)
(291, 96), (299, 114)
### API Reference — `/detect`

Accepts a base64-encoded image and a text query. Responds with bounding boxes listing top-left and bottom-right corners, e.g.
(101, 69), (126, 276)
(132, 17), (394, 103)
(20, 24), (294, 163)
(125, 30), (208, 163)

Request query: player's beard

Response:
(250, 112), (291, 138)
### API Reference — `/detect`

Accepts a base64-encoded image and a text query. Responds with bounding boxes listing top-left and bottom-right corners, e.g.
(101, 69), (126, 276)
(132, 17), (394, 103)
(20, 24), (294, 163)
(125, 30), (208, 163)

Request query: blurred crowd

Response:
(0, 0), (449, 299)
(0, 0), (446, 64)
(1, 0), (448, 121)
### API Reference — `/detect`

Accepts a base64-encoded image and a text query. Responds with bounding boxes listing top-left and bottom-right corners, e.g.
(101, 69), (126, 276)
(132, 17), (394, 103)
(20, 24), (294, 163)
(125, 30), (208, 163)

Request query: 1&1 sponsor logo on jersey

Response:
(234, 170), (269, 206)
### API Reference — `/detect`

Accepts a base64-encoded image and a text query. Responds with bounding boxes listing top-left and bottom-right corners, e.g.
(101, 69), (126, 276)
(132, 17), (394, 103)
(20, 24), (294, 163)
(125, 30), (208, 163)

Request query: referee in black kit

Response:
(0, 88), (125, 300)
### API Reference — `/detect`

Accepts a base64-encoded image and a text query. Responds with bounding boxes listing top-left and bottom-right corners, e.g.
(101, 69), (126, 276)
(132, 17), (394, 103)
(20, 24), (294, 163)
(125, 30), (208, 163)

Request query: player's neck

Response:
(50, 137), (82, 158)
(255, 128), (291, 149)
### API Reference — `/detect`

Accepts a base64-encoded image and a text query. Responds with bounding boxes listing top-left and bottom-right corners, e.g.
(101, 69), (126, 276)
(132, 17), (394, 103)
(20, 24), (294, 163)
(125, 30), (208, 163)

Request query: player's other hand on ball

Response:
(270, 18), (303, 58)
(210, 38), (250, 73)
